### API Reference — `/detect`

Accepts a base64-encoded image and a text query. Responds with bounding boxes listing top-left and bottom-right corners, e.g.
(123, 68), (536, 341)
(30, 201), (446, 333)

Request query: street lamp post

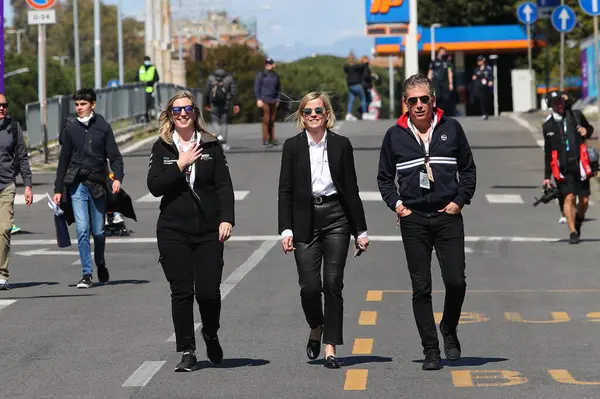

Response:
(6, 29), (25, 54)
(4, 67), (29, 79)
(430, 23), (441, 61)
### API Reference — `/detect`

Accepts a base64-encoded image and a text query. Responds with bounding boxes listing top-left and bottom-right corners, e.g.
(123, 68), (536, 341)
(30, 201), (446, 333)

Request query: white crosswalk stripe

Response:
(14, 195), (45, 205)
(137, 190), (250, 203)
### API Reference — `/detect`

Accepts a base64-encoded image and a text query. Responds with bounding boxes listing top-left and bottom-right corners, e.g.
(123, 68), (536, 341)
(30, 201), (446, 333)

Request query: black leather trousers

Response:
(294, 200), (351, 345)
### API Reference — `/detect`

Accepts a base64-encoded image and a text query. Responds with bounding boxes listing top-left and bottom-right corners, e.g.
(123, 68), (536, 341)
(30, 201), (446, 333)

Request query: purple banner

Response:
(0, 2), (4, 94)
(581, 48), (588, 98)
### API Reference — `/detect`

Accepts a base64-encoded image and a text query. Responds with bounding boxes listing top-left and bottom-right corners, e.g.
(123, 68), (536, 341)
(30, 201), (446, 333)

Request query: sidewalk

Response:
(28, 122), (158, 172)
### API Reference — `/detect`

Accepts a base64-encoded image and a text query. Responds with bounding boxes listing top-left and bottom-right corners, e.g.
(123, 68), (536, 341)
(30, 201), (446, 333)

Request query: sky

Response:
(4, 0), (370, 58)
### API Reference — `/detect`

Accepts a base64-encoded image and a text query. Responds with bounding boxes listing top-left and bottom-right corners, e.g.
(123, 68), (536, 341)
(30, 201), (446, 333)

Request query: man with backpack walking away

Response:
(205, 62), (240, 151)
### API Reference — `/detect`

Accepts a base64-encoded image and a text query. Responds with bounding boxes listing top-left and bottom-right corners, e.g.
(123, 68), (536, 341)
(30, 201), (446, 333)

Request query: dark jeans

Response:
(473, 87), (488, 117)
(210, 104), (229, 143)
(158, 229), (225, 352)
(399, 211), (467, 355)
(293, 200), (351, 345)
(145, 92), (154, 121)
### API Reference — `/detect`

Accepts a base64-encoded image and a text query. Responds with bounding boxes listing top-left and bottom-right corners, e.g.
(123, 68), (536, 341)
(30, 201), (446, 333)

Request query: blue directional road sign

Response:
(107, 79), (119, 88)
(552, 5), (577, 33)
(538, 0), (560, 6)
(538, 0), (560, 19)
(579, 0), (600, 16)
(517, 2), (538, 24)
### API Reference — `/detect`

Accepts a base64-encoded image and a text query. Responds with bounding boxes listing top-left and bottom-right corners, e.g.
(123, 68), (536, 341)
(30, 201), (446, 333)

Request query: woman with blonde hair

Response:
(147, 90), (235, 372)
(278, 91), (369, 368)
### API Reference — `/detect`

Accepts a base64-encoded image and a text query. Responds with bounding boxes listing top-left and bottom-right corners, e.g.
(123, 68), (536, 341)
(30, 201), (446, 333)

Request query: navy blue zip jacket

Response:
(377, 108), (476, 214)
(254, 70), (281, 103)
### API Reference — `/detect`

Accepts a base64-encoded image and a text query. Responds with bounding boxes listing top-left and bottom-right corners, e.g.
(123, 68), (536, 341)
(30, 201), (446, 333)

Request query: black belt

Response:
(312, 194), (339, 205)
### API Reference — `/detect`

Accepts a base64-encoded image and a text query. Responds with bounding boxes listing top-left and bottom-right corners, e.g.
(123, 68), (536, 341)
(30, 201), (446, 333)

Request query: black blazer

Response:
(278, 130), (368, 243)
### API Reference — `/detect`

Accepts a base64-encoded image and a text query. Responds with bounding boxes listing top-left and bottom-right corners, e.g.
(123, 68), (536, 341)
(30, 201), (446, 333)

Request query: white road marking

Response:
(167, 323), (201, 343)
(221, 240), (277, 298)
(486, 194), (524, 204)
(508, 113), (544, 147)
(0, 299), (17, 311)
(122, 361), (166, 387)
(360, 191), (382, 201)
(137, 190), (250, 202)
(121, 136), (157, 155)
(14, 195), (44, 205)
(12, 235), (569, 251)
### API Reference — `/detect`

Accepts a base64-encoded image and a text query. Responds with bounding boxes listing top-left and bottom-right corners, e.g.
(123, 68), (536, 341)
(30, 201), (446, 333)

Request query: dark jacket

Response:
(543, 109), (594, 180)
(278, 130), (367, 243)
(147, 132), (235, 236)
(205, 68), (239, 107)
(344, 63), (368, 86)
(377, 108), (477, 214)
(54, 114), (124, 194)
(254, 70), (281, 103)
(0, 117), (32, 190)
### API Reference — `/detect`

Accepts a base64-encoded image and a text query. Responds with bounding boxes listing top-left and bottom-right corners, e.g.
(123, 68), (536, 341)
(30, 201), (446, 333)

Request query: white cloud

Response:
(271, 25), (282, 30)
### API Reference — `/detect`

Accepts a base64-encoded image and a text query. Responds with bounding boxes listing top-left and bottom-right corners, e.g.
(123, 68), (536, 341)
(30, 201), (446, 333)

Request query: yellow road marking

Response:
(505, 311), (570, 323)
(434, 312), (489, 325)
(352, 338), (374, 355)
(451, 370), (527, 387)
(586, 312), (600, 322)
(366, 290), (383, 301)
(344, 370), (368, 390)
(358, 311), (377, 325)
(548, 370), (600, 385)
(379, 289), (600, 294)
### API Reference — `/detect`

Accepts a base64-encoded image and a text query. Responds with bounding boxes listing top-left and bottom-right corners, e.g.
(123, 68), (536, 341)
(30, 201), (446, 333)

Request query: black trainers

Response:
(174, 351), (196, 372)
(440, 325), (462, 361)
(422, 351), (442, 370)
(97, 262), (110, 284)
(569, 231), (580, 244)
(202, 328), (223, 364)
(76, 275), (93, 289)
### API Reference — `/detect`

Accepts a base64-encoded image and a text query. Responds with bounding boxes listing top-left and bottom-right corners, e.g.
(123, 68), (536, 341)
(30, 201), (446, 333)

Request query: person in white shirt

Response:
(278, 91), (369, 369)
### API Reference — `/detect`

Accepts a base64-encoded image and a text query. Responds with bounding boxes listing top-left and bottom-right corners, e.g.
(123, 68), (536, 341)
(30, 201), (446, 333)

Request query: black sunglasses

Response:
(406, 96), (431, 106)
(0, 103), (8, 108)
(172, 105), (195, 115)
(302, 107), (324, 116)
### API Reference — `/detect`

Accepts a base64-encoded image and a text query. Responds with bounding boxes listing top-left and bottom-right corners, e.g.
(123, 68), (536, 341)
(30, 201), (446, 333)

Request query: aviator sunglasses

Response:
(406, 95), (431, 106)
(302, 106), (325, 116)
(172, 105), (196, 115)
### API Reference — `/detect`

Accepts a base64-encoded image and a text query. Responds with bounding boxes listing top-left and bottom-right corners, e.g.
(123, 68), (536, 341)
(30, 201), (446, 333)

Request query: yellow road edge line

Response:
(366, 290), (383, 301)
(358, 311), (377, 325)
(352, 338), (374, 355)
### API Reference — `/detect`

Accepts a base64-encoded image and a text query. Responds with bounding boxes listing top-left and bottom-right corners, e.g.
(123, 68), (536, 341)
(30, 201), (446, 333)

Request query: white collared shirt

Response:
(308, 131), (337, 197)
(281, 130), (367, 239)
(172, 131), (197, 188)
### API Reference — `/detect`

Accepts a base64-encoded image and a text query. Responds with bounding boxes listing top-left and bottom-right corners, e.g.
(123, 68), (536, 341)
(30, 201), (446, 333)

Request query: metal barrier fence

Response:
(24, 83), (204, 149)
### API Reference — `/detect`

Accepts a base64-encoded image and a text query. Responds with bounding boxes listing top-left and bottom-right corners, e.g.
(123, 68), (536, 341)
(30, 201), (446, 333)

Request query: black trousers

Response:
(294, 201), (351, 345)
(158, 229), (224, 352)
(399, 211), (466, 355)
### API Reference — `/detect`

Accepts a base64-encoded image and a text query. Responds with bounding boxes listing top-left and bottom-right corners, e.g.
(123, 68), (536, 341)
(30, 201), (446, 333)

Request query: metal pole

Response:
(595, 16), (599, 132)
(560, 31), (564, 91)
(178, 28), (183, 60)
(0, 2), (5, 93)
(430, 26), (435, 61)
(389, 55), (395, 117)
(545, 20), (550, 94)
(405, 0), (419, 78)
(73, 0), (81, 90)
(94, 0), (102, 89)
(117, 0), (124, 85)
(39, 24), (48, 163)
(492, 57), (499, 116)
(16, 31), (22, 55)
(527, 23), (533, 109)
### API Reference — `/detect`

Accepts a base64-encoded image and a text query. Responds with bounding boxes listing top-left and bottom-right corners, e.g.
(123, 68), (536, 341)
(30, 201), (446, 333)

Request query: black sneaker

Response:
(202, 328), (223, 364)
(422, 351), (442, 370)
(97, 262), (110, 284)
(76, 275), (93, 289)
(174, 351), (196, 372)
(440, 325), (462, 361)
(569, 231), (580, 244)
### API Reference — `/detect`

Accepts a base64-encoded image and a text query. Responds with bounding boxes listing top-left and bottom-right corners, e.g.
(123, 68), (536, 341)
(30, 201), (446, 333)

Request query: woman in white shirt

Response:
(278, 91), (369, 368)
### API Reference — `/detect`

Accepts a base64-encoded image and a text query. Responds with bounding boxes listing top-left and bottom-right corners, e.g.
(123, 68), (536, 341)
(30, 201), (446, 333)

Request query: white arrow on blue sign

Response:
(579, 0), (600, 16)
(517, 2), (538, 24)
(552, 5), (577, 32)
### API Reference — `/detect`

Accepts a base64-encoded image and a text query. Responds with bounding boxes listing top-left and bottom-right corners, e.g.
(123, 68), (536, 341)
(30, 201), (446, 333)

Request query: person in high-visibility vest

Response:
(135, 56), (160, 122)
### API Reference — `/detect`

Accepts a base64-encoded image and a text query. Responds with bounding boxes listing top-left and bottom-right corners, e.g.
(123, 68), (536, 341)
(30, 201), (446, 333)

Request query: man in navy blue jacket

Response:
(377, 73), (476, 371)
(254, 58), (281, 147)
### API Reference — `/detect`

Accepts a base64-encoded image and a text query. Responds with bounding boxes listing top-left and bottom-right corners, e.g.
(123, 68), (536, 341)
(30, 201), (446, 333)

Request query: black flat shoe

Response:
(324, 355), (341, 369)
(306, 326), (323, 360)
(202, 328), (223, 364)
